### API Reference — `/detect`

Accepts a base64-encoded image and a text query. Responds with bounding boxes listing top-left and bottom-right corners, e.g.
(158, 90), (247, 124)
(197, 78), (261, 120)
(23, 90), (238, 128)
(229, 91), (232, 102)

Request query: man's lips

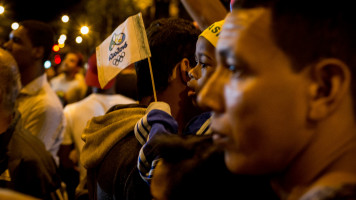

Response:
(212, 132), (229, 147)
(210, 113), (231, 148)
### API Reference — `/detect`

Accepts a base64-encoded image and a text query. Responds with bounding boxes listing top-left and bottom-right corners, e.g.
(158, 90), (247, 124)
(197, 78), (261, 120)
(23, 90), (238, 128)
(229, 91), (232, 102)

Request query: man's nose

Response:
(197, 66), (227, 113)
(3, 40), (11, 51)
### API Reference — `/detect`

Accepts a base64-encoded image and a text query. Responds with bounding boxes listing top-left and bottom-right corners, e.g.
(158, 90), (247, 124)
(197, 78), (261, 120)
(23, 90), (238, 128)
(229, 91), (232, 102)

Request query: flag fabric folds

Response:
(96, 13), (151, 89)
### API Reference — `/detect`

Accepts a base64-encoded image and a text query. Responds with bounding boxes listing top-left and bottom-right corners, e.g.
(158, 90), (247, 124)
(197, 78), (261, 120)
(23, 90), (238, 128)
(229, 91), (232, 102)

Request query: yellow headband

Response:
(199, 20), (225, 47)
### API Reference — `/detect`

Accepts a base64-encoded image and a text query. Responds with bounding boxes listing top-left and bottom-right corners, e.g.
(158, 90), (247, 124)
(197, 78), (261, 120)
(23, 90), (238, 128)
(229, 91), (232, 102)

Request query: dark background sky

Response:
(5, 0), (82, 22)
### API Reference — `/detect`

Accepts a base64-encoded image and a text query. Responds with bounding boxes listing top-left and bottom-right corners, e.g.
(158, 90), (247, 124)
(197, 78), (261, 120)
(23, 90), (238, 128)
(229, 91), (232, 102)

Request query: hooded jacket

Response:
(81, 104), (151, 200)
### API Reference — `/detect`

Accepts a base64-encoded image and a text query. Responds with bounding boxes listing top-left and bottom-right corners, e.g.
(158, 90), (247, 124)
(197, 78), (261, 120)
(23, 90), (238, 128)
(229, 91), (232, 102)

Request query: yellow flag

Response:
(96, 13), (151, 88)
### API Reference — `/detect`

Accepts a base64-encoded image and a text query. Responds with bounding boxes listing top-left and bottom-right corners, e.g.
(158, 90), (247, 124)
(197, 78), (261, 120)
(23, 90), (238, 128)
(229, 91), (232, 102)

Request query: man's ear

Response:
(32, 46), (44, 60)
(308, 58), (351, 120)
(179, 58), (191, 83)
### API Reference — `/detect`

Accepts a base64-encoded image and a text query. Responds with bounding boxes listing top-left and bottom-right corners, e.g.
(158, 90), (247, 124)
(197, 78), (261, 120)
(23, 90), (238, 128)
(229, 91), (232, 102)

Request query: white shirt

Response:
(17, 74), (65, 165)
(62, 93), (136, 183)
(50, 73), (87, 103)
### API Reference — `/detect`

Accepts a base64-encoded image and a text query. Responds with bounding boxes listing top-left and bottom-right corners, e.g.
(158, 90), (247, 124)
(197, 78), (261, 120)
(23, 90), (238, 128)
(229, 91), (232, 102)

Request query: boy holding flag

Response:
(81, 16), (200, 200)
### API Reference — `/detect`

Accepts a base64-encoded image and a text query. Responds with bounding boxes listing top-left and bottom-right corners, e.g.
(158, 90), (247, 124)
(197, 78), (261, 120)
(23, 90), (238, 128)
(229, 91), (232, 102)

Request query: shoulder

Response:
(106, 103), (146, 114)
(50, 74), (65, 83)
(8, 128), (55, 165)
(301, 184), (356, 200)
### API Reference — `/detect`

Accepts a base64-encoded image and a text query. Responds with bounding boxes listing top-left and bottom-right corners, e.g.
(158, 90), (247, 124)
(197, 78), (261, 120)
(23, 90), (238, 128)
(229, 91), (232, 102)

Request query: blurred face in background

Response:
(59, 53), (80, 75)
(3, 26), (34, 72)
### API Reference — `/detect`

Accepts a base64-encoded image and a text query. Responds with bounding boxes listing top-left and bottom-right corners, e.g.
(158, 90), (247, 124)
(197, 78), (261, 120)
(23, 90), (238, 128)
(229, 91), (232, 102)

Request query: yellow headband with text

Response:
(199, 20), (225, 47)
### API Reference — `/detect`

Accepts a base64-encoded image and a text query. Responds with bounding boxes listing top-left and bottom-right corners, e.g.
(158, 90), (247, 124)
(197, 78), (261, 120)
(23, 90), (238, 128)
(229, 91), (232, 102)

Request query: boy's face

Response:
(198, 8), (314, 174)
(187, 37), (217, 105)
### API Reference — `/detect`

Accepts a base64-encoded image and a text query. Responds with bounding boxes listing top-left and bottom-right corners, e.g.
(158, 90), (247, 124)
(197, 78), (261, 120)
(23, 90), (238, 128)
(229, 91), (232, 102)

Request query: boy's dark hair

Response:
(270, 0), (356, 115)
(154, 134), (278, 200)
(135, 18), (200, 101)
(20, 20), (54, 62)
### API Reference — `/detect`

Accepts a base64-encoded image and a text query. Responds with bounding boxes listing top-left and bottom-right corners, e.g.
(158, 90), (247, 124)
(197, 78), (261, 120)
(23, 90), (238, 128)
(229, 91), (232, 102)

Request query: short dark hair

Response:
(20, 20), (54, 62)
(154, 134), (278, 200)
(269, 0), (356, 115)
(135, 18), (200, 101)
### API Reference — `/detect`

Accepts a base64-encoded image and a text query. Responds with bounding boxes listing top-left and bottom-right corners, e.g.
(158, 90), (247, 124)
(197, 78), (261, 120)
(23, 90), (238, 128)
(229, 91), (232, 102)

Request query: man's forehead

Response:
(217, 8), (270, 53)
(224, 8), (267, 31)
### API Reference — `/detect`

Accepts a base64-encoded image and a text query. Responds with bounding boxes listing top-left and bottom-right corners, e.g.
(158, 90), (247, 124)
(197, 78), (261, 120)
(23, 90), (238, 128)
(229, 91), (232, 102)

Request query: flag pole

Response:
(147, 57), (157, 102)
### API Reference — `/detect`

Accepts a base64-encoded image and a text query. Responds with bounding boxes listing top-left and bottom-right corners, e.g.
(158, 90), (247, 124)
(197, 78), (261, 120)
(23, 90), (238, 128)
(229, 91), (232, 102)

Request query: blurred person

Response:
(80, 17), (200, 200)
(150, 134), (278, 200)
(58, 52), (135, 200)
(0, 188), (40, 200)
(135, 20), (225, 184)
(197, 0), (356, 199)
(180, 0), (228, 30)
(3, 20), (65, 165)
(50, 51), (87, 106)
(0, 48), (64, 200)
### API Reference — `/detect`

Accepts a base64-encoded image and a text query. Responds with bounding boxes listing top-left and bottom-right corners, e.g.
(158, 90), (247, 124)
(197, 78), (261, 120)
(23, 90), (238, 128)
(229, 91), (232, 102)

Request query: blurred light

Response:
(58, 34), (66, 44)
(80, 26), (89, 34)
(54, 54), (61, 64)
(59, 43), (65, 48)
(0, 6), (4, 14)
(76, 36), (83, 43)
(59, 34), (67, 41)
(44, 60), (51, 69)
(11, 22), (19, 30)
(52, 44), (60, 52)
(61, 15), (69, 23)
(58, 38), (65, 44)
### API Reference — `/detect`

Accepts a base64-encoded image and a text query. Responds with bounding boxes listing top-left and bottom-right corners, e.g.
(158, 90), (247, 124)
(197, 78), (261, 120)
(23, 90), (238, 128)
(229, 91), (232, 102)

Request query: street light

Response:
(11, 22), (19, 30)
(0, 6), (4, 15)
(61, 15), (69, 23)
(76, 36), (83, 44)
(59, 34), (67, 41)
(80, 26), (89, 35)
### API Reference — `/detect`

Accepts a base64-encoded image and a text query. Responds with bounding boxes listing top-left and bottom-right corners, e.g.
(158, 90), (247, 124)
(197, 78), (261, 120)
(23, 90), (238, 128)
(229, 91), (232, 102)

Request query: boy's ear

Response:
(179, 58), (191, 83)
(308, 58), (351, 120)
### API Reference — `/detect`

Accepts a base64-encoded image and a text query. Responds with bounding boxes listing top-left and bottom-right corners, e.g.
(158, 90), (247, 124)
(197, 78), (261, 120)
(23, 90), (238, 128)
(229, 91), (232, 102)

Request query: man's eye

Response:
(12, 38), (21, 43)
(229, 65), (237, 72)
(228, 65), (245, 78)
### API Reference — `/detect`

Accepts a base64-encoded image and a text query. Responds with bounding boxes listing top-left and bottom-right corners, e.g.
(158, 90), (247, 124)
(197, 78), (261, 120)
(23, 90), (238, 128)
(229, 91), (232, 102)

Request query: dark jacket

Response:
(0, 111), (62, 199)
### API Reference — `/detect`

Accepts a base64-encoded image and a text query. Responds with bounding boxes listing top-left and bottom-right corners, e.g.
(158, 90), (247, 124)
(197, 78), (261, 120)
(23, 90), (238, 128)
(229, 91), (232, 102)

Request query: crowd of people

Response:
(1, 0), (356, 199)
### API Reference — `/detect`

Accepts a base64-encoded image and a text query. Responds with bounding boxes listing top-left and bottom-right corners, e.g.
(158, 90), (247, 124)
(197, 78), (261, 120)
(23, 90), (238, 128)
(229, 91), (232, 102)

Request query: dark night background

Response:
(5, 0), (82, 22)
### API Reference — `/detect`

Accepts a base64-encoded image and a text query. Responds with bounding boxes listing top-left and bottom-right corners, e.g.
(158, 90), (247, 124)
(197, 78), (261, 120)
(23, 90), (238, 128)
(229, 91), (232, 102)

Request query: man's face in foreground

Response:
(198, 8), (313, 175)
